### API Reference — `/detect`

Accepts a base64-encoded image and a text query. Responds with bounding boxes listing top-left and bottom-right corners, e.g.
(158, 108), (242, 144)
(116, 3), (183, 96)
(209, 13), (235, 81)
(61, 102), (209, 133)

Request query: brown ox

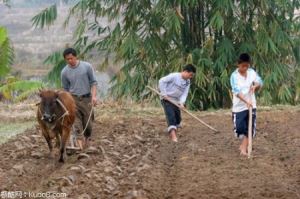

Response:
(37, 90), (75, 163)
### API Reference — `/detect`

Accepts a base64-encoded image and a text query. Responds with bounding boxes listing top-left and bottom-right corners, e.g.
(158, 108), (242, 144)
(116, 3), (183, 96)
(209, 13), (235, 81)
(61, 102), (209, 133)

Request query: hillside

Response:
(0, 3), (72, 73)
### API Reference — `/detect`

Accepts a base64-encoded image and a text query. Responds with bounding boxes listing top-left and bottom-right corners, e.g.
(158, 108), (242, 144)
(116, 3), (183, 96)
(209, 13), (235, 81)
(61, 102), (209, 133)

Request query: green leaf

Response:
(31, 4), (57, 28)
(0, 26), (13, 77)
(209, 11), (224, 30)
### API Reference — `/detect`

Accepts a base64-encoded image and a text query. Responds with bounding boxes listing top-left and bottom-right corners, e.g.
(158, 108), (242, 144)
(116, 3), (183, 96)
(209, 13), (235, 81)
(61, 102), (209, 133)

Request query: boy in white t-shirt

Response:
(230, 53), (263, 156)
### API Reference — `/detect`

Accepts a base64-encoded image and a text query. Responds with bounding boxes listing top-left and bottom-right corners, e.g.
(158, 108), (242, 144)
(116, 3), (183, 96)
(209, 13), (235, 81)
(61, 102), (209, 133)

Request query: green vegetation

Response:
(0, 25), (43, 102)
(33, 0), (300, 109)
(0, 26), (13, 77)
(0, 76), (43, 102)
(31, 4), (57, 28)
(0, 121), (34, 144)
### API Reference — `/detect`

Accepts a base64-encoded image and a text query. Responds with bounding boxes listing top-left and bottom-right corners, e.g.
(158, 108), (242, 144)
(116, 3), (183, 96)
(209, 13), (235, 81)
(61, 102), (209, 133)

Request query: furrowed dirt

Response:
(0, 106), (299, 199)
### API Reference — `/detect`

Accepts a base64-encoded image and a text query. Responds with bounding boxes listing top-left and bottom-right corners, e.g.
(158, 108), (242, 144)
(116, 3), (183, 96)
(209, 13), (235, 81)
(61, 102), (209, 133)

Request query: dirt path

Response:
(0, 108), (299, 199)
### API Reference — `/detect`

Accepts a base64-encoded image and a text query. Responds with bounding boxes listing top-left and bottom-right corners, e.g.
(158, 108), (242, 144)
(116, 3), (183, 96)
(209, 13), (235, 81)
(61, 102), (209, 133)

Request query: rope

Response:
(69, 104), (94, 149)
(81, 104), (94, 134)
(56, 98), (69, 125)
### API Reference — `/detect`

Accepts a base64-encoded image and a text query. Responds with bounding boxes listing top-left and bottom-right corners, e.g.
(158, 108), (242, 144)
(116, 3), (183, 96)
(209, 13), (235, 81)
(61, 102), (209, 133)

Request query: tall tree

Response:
(33, 0), (300, 109)
(0, 26), (13, 77)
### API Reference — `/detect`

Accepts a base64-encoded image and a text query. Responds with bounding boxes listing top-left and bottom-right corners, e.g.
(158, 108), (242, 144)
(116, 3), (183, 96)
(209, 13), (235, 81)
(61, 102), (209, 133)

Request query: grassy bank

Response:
(0, 121), (35, 144)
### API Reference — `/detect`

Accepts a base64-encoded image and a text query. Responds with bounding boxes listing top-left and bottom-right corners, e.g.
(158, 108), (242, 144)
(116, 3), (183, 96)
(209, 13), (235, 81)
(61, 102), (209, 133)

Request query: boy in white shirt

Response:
(230, 53), (263, 156)
(159, 64), (196, 142)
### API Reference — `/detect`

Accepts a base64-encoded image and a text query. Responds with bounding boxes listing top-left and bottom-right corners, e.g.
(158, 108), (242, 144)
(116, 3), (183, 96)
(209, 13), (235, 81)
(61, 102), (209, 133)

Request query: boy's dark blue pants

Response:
(161, 100), (181, 133)
(232, 109), (256, 139)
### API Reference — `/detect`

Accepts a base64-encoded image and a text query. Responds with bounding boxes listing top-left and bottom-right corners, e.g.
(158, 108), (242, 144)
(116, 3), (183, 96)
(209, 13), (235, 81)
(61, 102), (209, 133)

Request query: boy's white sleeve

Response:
(230, 73), (240, 95)
(179, 83), (190, 104)
(158, 73), (176, 96)
(254, 71), (263, 86)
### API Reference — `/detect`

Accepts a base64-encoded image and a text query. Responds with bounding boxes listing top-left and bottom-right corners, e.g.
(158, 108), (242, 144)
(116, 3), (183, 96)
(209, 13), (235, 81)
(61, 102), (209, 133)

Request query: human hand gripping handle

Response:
(91, 84), (98, 106)
(163, 95), (185, 110)
(237, 82), (258, 109)
(237, 93), (253, 109)
(250, 82), (260, 95)
(178, 103), (186, 110)
(163, 95), (171, 101)
(248, 82), (259, 108)
(246, 101), (253, 109)
(91, 96), (97, 106)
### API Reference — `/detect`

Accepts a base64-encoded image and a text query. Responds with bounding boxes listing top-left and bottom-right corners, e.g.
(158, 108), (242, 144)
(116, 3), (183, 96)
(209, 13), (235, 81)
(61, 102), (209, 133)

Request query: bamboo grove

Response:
(33, 0), (300, 109)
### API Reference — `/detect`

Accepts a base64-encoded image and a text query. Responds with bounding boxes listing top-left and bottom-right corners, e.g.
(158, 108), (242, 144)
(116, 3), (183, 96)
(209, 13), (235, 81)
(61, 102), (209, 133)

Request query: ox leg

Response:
(55, 133), (61, 148)
(59, 127), (70, 163)
(43, 131), (54, 158)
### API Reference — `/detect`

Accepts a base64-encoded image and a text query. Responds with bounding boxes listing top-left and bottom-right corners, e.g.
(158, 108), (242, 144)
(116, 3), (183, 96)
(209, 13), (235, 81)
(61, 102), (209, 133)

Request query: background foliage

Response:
(0, 76), (43, 102)
(33, 0), (300, 109)
(0, 26), (13, 78)
(0, 2), (43, 102)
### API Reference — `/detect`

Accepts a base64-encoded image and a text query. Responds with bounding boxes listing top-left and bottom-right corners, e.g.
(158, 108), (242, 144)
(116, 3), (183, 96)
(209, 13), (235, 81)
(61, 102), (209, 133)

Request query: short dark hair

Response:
(183, 64), (196, 73)
(238, 53), (251, 64)
(63, 48), (77, 58)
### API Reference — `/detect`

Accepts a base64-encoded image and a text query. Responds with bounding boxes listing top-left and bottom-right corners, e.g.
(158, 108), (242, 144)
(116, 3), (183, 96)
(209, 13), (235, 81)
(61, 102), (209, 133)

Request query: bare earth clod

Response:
(0, 106), (299, 199)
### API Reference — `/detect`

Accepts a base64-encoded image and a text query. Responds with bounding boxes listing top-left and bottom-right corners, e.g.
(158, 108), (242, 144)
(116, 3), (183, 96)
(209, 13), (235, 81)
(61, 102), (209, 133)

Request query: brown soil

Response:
(0, 107), (299, 199)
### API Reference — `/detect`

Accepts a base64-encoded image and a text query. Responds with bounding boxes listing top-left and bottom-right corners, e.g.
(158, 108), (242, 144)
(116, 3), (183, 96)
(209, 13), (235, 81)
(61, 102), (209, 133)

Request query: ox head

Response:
(39, 90), (59, 123)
